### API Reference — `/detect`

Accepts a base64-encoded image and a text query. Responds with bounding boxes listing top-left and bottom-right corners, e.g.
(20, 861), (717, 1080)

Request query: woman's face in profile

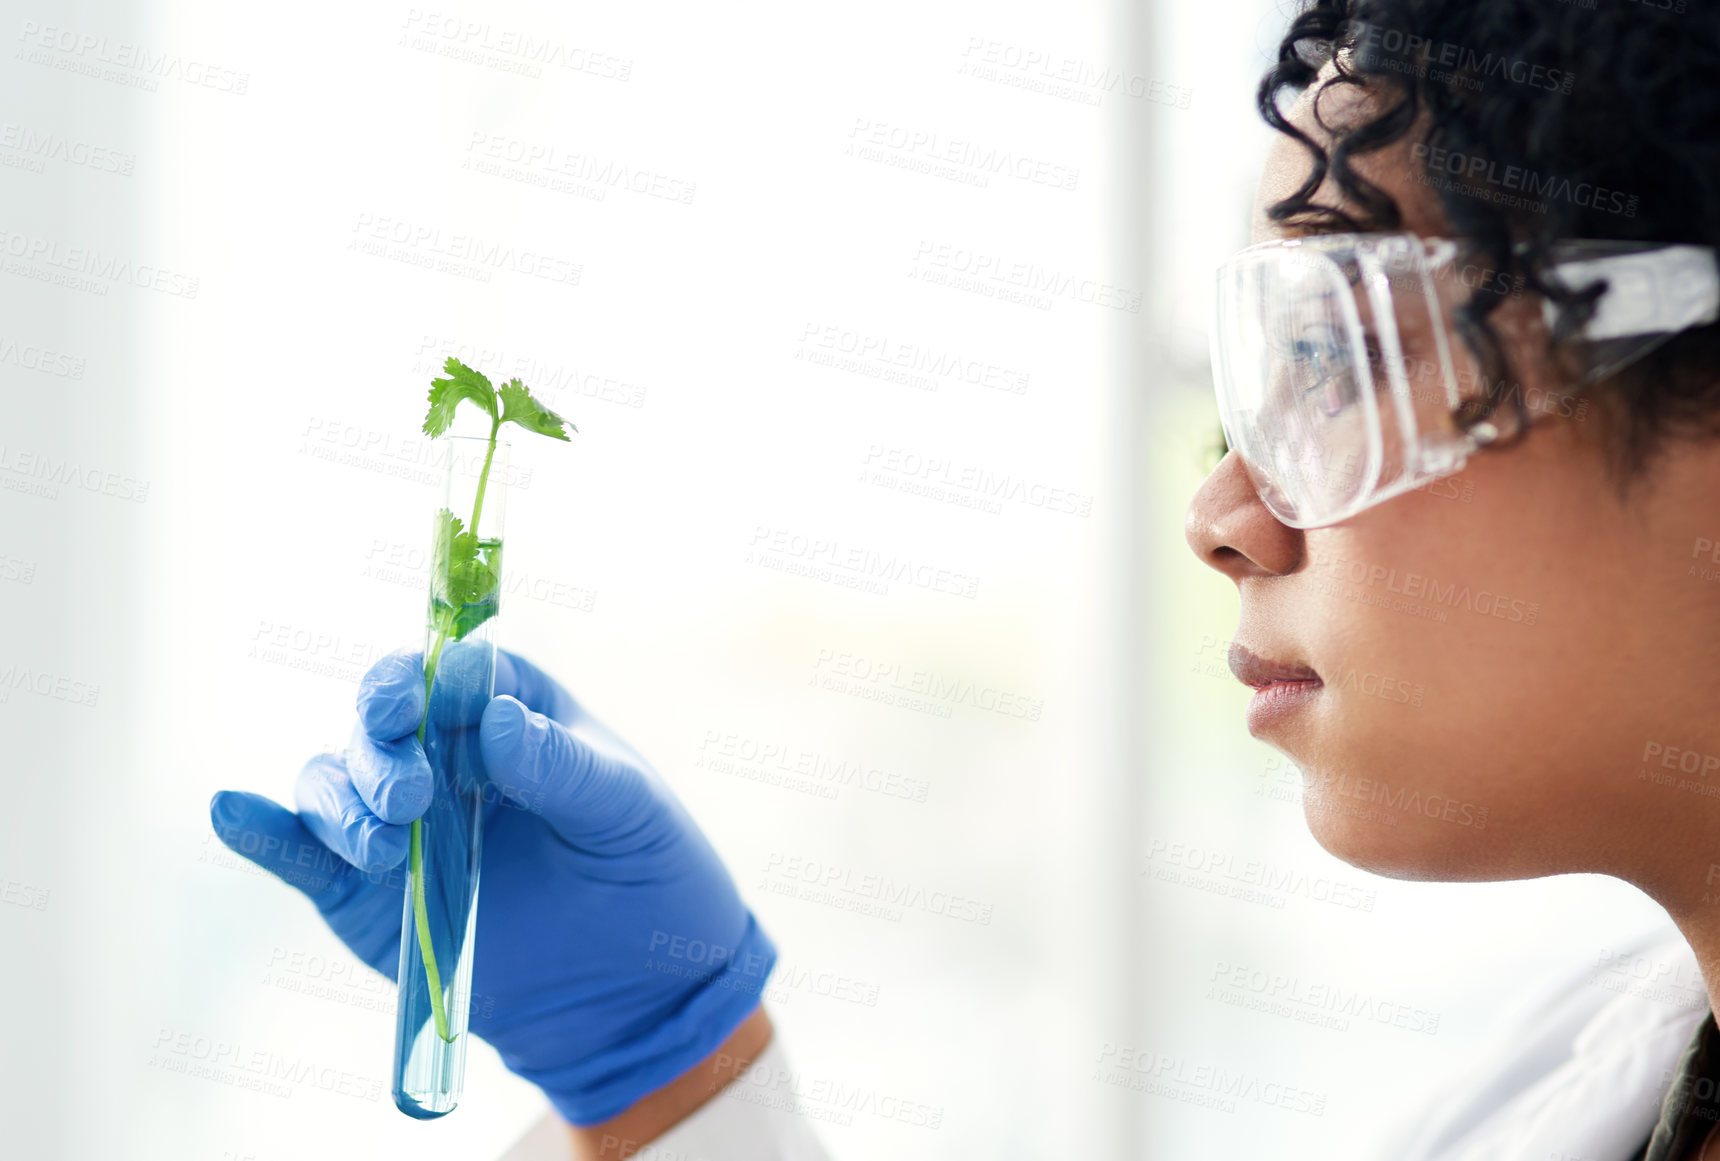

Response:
(1186, 79), (1720, 905)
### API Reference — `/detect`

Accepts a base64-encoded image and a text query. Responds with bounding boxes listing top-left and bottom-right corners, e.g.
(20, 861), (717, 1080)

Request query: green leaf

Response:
(451, 590), (499, 639)
(430, 510), (488, 605)
(429, 508), (502, 639)
(423, 358), (499, 437)
(428, 508), (466, 608)
(448, 540), (502, 639)
(498, 378), (575, 440)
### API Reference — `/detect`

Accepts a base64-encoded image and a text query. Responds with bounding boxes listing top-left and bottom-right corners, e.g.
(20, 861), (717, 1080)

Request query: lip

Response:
(1229, 641), (1322, 735)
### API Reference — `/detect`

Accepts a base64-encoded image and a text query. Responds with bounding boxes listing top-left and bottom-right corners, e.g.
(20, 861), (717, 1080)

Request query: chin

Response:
(1297, 768), (1506, 883)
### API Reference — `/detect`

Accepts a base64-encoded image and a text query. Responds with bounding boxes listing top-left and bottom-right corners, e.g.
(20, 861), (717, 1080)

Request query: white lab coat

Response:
(496, 927), (1707, 1161)
(1380, 926), (1707, 1161)
(496, 1038), (835, 1161)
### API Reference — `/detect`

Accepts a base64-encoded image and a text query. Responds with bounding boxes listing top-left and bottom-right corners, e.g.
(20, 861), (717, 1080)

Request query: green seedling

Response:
(412, 357), (574, 1042)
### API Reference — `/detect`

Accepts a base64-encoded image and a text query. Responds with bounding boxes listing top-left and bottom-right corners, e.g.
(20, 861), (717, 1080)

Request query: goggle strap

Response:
(1542, 245), (1720, 341)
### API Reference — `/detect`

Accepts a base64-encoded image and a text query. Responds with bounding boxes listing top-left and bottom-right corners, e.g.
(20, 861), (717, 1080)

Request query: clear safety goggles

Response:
(1210, 232), (1720, 528)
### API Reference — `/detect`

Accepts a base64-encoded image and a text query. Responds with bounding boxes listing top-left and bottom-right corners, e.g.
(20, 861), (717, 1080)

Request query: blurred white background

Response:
(0, 0), (1674, 1158)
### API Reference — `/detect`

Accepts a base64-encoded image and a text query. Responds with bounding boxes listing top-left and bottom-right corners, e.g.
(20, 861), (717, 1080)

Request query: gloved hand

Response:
(209, 647), (775, 1126)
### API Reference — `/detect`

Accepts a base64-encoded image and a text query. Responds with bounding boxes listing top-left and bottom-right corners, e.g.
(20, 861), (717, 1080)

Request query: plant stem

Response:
(407, 816), (450, 1041)
(410, 605), (456, 1043)
(468, 415), (501, 545)
(409, 425), (502, 1046)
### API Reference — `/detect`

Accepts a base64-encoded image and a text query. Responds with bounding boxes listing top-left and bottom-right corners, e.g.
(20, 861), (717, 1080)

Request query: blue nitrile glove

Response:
(208, 647), (776, 1125)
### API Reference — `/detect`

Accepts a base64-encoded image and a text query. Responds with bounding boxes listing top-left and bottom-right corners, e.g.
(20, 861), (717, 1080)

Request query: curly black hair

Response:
(1260, 0), (1720, 479)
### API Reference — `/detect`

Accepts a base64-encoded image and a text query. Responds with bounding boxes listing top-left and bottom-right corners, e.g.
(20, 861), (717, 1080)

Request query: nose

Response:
(1184, 450), (1305, 580)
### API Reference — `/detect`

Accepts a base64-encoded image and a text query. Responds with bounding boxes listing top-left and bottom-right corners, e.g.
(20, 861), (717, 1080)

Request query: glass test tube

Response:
(392, 435), (510, 1118)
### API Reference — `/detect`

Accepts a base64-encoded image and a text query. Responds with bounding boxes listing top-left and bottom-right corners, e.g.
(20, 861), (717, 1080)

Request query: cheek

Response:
(1285, 566), (1502, 875)
(1286, 475), (1611, 875)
